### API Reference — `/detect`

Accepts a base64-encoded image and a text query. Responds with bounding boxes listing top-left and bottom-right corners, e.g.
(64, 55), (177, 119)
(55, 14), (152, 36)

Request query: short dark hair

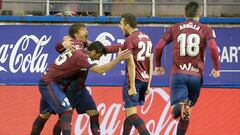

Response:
(185, 1), (200, 18)
(121, 13), (137, 28)
(68, 23), (86, 38)
(87, 41), (107, 54)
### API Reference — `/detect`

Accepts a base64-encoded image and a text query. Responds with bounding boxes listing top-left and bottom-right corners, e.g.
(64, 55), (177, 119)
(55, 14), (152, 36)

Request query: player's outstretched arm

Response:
(105, 44), (124, 53)
(90, 49), (131, 74)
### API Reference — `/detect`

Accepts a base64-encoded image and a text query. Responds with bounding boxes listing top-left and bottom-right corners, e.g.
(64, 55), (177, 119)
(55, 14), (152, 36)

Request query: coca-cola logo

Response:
(74, 87), (178, 135)
(0, 35), (51, 73)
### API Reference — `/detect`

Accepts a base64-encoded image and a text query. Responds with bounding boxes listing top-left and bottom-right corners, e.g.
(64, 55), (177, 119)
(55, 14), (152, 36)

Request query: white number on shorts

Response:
(55, 50), (73, 65)
(178, 33), (200, 57)
(61, 97), (70, 107)
(137, 41), (152, 61)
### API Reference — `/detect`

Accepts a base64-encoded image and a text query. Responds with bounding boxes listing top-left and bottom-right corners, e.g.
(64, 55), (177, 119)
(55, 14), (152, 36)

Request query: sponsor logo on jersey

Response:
(179, 63), (199, 72)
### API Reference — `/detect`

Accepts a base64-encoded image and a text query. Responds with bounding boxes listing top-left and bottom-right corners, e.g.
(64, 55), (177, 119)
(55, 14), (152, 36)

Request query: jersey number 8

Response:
(178, 33), (200, 57)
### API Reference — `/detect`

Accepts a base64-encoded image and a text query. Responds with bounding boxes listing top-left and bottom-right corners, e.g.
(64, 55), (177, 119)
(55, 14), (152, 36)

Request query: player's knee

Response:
(172, 103), (182, 119)
(39, 112), (51, 119)
(66, 107), (73, 111)
(86, 109), (99, 116)
(125, 107), (137, 117)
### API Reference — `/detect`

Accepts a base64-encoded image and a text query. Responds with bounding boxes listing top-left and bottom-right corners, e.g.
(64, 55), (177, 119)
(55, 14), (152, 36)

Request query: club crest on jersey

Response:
(179, 63), (199, 72)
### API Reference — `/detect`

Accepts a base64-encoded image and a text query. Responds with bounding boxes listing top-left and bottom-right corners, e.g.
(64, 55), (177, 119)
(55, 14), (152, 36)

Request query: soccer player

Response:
(30, 41), (131, 135)
(119, 13), (153, 135)
(58, 18), (153, 134)
(53, 23), (124, 135)
(154, 1), (220, 135)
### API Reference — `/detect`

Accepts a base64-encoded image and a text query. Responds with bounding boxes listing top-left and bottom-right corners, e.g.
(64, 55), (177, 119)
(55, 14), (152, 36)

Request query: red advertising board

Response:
(0, 86), (239, 135)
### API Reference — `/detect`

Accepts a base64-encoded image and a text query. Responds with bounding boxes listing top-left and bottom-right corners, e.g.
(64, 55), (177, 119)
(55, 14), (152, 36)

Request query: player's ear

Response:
(183, 13), (187, 18)
(73, 33), (78, 39)
(197, 9), (202, 17)
(91, 50), (97, 55)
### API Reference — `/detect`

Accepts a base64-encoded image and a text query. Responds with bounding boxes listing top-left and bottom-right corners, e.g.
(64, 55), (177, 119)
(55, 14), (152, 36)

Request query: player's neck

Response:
(76, 37), (85, 42)
(187, 17), (200, 22)
(128, 28), (138, 35)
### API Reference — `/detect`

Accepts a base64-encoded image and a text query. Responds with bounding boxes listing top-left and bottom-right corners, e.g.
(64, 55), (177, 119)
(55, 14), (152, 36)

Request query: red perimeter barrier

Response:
(0, 86), (239, 135)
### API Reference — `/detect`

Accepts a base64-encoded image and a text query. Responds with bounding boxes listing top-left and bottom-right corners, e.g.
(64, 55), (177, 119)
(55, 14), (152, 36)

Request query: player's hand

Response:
(63, 36), (72, 41)
(117, 49), (131, 61)
(211, 69), (220, 78)
(145, 86), (151, 94)
(128, 87), (137, 96)
(62, 40), (75, 52)
(155, 66), (165, 76)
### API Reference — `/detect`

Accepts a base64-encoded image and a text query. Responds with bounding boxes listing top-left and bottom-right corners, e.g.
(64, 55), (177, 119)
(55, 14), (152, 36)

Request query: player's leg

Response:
(41, 81), (73, 135)
(30, 111), (51, 135)
(170, 74), (190, 135)
(124, 107), (149, 135)
(86, 110), (100, 135)
(73, 88), (100, 135)
(176, 75), (201, 135)
(176, 100), (193, 135)
(31, 80), (53, 135)
(53, 114), (61, 135)
(122, 80), (150, 135)
(170, 74), (189, 118)
(60, 109), (73, 135)
(122, 110), (133, 135)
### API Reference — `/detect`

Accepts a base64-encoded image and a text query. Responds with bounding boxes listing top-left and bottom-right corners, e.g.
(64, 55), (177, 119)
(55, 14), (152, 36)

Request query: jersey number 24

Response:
(137, 41), (152, 61)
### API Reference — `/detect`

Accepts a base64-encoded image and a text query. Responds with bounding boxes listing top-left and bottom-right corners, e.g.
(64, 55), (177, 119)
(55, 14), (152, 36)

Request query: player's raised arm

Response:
(62, 39), (75, 51)
(105, 44), (124, 53)
(90, 49), (131, 74)
(55, 42), (66, 53)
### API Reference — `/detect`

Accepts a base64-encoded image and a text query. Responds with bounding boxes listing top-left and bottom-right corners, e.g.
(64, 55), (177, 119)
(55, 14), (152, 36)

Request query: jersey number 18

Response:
(178, 33), (200, 57)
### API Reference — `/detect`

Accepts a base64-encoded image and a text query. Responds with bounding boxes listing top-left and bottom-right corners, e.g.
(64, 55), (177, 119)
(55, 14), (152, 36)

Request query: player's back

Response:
(168, 19), (215, 76)
(125, 30), (152, 82)
(42, 49), (91, 84)
(54, 39), (89, 90)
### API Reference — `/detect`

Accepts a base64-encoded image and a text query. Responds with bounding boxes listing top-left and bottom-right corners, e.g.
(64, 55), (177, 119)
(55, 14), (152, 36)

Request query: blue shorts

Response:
(123, 79), (148, 108)
(170, 74), (202, 106)
(65, 87), (97, 114)
(39, 79), (72, 114)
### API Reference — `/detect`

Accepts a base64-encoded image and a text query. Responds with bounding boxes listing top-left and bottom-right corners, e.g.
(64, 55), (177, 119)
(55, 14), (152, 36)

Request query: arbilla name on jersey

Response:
(179, 63), (199, 72)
